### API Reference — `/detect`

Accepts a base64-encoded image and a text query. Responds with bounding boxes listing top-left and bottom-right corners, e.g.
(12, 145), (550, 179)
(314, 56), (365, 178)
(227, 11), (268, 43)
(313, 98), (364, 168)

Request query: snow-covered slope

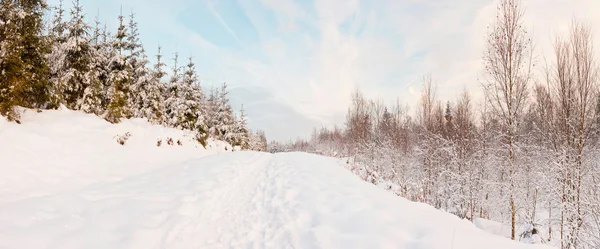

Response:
(0, 109), (552, 249)
(0, 107), (232, 203)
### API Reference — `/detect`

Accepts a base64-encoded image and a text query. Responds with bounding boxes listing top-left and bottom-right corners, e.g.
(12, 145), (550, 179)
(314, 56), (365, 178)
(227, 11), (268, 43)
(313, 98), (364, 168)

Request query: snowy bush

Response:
(115, 132), (131, 145)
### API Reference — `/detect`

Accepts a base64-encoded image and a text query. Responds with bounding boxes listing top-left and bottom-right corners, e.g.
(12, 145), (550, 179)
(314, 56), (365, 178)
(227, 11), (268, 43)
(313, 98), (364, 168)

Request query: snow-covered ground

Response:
(0, 109), (553, 249)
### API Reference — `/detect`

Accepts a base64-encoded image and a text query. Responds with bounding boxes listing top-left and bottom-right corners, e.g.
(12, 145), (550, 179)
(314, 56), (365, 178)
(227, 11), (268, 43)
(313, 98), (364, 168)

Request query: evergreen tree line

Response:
(0, 0), (267, 151)
(275, 0), (600, 248)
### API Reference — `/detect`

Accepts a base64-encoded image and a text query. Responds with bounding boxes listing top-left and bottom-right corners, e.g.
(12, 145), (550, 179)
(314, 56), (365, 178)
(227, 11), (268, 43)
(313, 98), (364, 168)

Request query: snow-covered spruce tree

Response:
(56, 0), (92, 110)
(57, 0), (94, 110)
(46, 0), (68, 107)
(153, 45), (167, 83)
(163, 52), (180, 127)
(149, 45), (168, 123)
(256, 130), (268, 151)
(126, 11), (143, 117)
(125, 12), (142, 63)
(195, 111), (209, 147)
(0, 0), (52, 122)
(126, 13), (164, 123)
(231, 105), (250, 149)
(249, 130), (268, 151)
(80, 74), (103, 114)
(216, 83), (236, 143)
(180, 57), (203, 129)
(105, 11), (132, 123)
(204, 87), (218, 136)
(80, 15), (107, 115)
(202, 83), (237, 143)
(125, 12), (145, 116)
(179, 56), (210, 146)
(164, 52), (188, 129)
(164, 54), (205, 131)
(249, 132), (260, 151)
(181, 57), (209, 146)
(97, 24), (115, 112)
(0, 0), (22, 120)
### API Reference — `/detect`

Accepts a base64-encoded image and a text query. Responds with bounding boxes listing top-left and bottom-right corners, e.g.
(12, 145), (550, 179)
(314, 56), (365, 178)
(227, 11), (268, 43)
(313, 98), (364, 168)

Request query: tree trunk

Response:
(511, 194), (516, 240)
(548, 200), (552, 241)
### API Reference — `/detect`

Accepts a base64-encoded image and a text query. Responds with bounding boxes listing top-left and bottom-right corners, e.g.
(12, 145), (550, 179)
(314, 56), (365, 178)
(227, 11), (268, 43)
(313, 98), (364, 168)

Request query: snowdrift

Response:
(0, 107), (232, 203)
(0, 109), (552, 248)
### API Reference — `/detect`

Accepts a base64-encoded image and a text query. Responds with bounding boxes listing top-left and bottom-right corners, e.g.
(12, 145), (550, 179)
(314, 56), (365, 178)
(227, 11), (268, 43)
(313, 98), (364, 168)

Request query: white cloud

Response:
(232, 0), (600, 138)
(48, 0), (600, 141)
(255, 0), (310, 31)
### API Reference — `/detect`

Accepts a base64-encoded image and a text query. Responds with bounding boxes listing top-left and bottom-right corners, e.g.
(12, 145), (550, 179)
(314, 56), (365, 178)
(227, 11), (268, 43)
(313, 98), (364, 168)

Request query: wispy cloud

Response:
(206, 0), (247, 50)
(45, 0), (600, 141)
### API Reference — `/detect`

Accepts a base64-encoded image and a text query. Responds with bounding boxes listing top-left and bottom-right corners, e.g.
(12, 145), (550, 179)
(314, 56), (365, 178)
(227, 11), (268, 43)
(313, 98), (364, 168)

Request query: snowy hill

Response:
(0, 109), (552, 249)
(0, 107), (232, 203)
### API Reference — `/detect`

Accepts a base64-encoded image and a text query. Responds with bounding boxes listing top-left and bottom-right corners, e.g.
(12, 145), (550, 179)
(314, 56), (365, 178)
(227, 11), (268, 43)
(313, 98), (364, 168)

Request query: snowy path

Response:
(0, 151), (551, 249)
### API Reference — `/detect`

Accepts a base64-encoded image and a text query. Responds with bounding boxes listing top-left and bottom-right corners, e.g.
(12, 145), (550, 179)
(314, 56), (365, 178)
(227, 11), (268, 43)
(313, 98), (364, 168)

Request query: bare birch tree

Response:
(419, 74), (437, 132)
(482, 0), (532, 240)
(541, 20), (599, 249)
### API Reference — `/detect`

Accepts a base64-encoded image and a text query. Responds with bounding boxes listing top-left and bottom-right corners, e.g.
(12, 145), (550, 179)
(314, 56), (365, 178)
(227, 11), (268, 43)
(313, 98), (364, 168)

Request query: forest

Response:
(274, 0), (600, 248)
(0, 0), (268, 151)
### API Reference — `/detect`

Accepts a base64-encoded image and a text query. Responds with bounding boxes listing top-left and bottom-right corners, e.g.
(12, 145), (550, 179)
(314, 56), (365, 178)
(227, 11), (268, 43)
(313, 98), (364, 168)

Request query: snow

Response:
(473, 217), (512, 238)
(0, 107), (230, 204)
(0, 109), (553, 248)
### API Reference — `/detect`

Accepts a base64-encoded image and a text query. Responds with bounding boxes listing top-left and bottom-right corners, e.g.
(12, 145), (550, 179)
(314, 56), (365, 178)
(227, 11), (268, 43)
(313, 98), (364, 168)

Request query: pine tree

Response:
(233, 105), (250, 149)
(129, 45), (166, 124)
(215, 82), (235, 142)
(148, 45), (168, 123)
(164, 52), (181, 127)
(97, 24), (113, 110)
(184, 57), (209, 141)
(195, 111), (209, 147)
(47, 0), (67, 106)
(256, 130), (268, 151)
(126, 11), (143, 117)
(81, 14), (108, 115)
(178, 56), (201, 130)
(249, 129), (268, 151)
(0, 0), (52, 121)
(105, 11), (132, 123)
(205, 87), (219, 136)
(124, 12), (142, 98)
(165, 56), (203, 130)
(444, 101), (454, 138)
(0, 0), (22, 120)
(49, 0), (67, 42)
(112, 9), (129, 54)
(62, 0), (93, 110)
(154, 45), (167, 81)
(126, 12), (142, 61)
(126, 13), (164, 122)
(80, 74), (103, 114)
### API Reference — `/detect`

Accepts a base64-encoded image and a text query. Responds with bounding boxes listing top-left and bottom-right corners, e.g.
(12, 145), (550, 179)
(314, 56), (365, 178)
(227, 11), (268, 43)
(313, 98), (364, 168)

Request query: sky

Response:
(45, 0), (600, 142)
